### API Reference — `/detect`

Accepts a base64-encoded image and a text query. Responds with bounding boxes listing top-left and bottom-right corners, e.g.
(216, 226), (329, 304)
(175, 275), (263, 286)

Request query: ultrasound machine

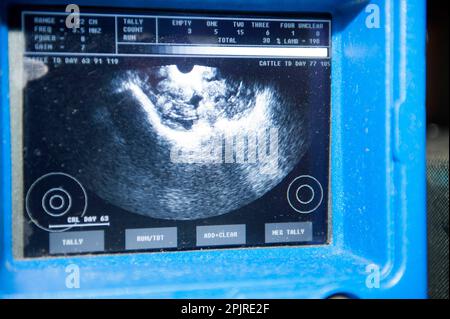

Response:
(0, 0), (427, 298)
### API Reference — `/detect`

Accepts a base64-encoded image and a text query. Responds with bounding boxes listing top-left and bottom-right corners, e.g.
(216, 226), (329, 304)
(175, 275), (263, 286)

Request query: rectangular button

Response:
(125, 227), (177, 250)
(196, 224), (246, 247)
(265, 222), (313, 243)
(49, 230), (104, 254)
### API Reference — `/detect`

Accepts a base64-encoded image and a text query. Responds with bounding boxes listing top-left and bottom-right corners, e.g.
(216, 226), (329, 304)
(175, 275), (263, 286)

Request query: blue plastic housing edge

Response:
(0, 0), (426, 298)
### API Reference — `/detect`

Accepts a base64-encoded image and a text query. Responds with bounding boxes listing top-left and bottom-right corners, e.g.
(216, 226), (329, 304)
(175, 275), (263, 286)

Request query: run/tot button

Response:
(125, 227), (177, 250)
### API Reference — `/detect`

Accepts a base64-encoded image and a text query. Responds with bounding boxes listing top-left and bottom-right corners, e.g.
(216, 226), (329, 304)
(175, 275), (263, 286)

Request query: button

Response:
(26, 172), (88, 232)
(287, 175), (323, 214)
(49, 230), (104, 254)
(265, 222), (313, 243)
(196, 225), (246, 247)
(125, 227), (177, 250)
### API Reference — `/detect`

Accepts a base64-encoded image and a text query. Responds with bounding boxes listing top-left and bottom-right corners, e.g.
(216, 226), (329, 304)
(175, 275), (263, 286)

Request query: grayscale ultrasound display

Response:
(12, 7), (331, 257)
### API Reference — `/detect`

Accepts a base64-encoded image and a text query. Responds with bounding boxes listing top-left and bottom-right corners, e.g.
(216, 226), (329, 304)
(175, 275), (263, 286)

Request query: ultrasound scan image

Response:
(17, 10), (331, 257)
(25, 60), (308, 219)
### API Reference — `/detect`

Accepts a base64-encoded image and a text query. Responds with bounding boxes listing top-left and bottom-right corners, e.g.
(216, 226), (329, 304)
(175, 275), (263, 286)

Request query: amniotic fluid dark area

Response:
(24, 60), (310, 220)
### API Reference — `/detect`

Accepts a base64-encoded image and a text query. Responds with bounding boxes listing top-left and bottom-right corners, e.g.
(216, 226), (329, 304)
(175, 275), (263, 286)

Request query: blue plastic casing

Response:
(0, 0), (426, 298)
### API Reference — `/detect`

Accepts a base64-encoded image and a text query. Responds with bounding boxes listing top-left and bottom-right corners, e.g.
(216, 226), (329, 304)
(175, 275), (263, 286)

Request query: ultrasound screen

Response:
(10, 7), (331, 257)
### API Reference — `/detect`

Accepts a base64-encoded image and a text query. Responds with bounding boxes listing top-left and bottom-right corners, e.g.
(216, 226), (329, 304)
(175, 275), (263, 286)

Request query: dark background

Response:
(427, 1), (449, 127)
(426, 0), (449, 300)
